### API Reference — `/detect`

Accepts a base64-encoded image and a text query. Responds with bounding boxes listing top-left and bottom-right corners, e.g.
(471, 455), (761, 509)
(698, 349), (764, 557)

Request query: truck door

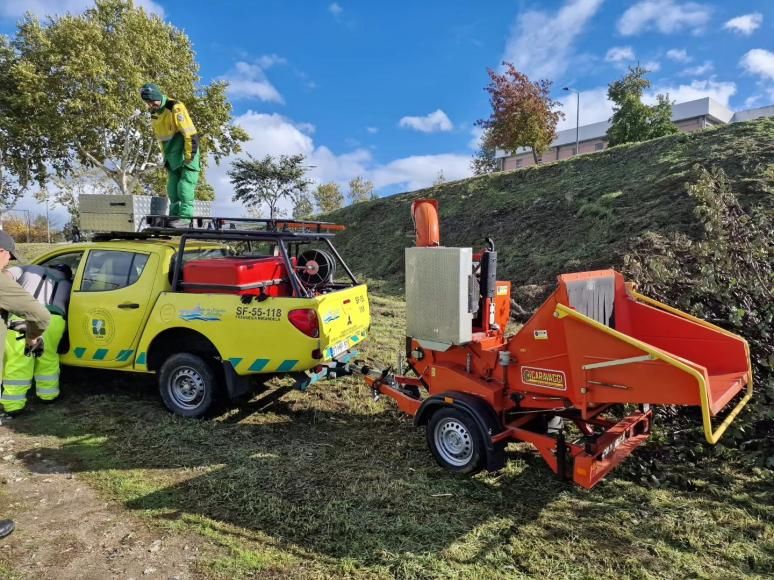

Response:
(62, 249), (157, 368)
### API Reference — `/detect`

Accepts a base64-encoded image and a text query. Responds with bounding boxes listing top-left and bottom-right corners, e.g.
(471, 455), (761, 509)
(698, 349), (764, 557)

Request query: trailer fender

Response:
(415, 391), (506, 471)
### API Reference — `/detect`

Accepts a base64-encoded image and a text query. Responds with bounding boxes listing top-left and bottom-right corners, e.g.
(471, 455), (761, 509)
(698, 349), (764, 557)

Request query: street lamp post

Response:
(563, 87), (580, 156)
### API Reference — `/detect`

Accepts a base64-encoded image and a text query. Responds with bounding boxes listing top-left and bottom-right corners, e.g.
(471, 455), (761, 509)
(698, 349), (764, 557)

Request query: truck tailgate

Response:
(315, 284), (370, 360)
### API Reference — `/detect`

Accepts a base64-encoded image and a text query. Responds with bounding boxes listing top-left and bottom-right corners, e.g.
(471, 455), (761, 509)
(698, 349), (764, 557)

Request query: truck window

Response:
(40, 251), (84, 274)
(81, 250), (150, 292)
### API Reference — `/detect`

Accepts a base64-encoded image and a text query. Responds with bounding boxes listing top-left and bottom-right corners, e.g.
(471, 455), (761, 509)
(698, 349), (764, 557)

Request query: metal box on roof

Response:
(79, 194), (211, 232)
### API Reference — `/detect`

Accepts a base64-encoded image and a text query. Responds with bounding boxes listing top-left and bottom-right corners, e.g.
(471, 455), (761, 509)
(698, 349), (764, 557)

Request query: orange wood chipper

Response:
(364, 199), (753, 488)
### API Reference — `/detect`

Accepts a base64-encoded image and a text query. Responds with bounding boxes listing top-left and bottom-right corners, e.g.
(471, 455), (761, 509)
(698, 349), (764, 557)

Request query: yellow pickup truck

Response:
(32, 218), (370, 417)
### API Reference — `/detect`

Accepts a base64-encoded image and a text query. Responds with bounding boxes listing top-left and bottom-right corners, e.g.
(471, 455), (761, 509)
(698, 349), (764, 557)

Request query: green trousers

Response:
(166, 166), (200, 218)
(1, 314), (66, 412)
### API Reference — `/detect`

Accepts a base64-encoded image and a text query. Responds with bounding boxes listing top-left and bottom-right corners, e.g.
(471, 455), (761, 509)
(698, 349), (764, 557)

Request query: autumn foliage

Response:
(477, 62), (564, 164)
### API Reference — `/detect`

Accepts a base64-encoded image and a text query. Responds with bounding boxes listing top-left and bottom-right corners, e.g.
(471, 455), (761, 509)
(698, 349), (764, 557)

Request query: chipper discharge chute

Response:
(365, 199), (753, 489)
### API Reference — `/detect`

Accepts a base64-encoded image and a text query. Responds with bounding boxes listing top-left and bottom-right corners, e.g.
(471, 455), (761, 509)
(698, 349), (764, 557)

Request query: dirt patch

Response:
(0, 422), (217, 580)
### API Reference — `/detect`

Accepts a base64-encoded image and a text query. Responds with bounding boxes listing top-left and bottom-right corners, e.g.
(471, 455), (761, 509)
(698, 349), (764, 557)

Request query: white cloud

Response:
(0, 0), (164, 19)
(502, 0), (604, 80)
(207, 111), (474, 217)
(468, 127), (485, 150)
(399, 109), (454, 133)
(744, 95), (762, 109)
(556, 86), (614, 131)
(605, 46), (635, 62)
(740, 49), (774, 81)
(643, 60), (661, 72)
(645, 79), (737, 106)
(724, 13), (763, 35)
(366, 127), (379, 134)
(618, 1), (711, 36)
(666, 48), (691, 63)
(328, 3), (343, 16)
(680, 61), (714, 76)
(256, 54), (287, 69)
(221, 61), (284, 104)
(371, 155), (471, 191)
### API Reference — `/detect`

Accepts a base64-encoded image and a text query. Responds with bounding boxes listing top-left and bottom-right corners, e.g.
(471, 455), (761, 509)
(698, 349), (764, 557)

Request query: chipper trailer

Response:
(365, 199), (753, 489)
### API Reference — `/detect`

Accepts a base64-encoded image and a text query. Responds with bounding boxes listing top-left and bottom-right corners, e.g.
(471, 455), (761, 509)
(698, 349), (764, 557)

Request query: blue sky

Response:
(1, 0), (773, 220)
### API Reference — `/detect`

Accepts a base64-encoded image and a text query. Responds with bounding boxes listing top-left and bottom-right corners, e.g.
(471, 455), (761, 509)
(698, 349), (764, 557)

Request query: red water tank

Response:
(182, 257), (293, 297)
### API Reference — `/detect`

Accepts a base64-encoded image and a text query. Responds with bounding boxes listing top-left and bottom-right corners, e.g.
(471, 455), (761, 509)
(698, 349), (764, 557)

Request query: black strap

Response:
(50, 280), (60, 306)
(32, 273), (47, 300)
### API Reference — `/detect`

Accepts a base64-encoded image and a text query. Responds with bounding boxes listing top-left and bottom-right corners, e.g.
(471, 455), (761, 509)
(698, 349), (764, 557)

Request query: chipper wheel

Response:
(426, 407), (486, 474)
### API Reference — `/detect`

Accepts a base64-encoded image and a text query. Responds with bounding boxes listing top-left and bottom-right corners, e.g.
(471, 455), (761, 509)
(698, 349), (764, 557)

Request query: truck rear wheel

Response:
(426, 407), (485, 474)
(158, 353), (219, 418)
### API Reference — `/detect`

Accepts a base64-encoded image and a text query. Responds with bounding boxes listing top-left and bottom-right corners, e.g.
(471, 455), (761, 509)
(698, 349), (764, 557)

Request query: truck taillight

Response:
(288, 309), (319, 338)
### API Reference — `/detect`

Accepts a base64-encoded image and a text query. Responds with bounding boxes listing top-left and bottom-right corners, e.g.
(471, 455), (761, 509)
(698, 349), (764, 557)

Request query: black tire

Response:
(426, 407), (486, 474)
(158, 353), (220, 418)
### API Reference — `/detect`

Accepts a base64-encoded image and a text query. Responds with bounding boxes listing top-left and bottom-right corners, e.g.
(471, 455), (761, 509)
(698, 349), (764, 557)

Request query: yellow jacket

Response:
(151, 97), (200, 171)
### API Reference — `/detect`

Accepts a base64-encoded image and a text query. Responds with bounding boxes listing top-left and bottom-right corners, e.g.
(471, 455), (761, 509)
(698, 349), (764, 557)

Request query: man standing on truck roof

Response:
(140, 83), (200, 226)
(0, 232), (50, 414)
(1, 262), (71, 414)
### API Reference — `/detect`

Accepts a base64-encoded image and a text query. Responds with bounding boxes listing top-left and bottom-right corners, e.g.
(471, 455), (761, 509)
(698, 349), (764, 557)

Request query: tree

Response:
(470, 130), (500, 175)
(607, 65), (678, 147)
(348, 176), (375, 204)
(293, 192), (314, 219)
(0, 36), (43, 208)
(648, 94), (679, 140)
(50, 165), (119, 230)
(6, 0), (247, 196)
(476, 62), (564, 164)
(314, 182), (344, 214)
(228, 153), (312, 219)
(433, 170), (446, 186)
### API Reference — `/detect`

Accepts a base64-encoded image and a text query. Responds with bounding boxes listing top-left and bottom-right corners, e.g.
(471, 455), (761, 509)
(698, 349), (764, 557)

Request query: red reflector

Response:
(343, 299), (351, 304)
(288, 309), (320, 338)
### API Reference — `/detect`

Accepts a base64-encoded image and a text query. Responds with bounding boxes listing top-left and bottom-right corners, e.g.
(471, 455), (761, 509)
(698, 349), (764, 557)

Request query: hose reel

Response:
(296, 249), (336, 288)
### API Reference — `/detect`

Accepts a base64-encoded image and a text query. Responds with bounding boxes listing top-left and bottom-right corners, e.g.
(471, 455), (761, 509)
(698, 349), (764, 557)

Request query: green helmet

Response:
(140, 83), (163, 102)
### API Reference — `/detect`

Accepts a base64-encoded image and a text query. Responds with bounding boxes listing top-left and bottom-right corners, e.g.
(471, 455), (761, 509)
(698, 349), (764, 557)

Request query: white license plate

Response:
(327, 339), (350, 359)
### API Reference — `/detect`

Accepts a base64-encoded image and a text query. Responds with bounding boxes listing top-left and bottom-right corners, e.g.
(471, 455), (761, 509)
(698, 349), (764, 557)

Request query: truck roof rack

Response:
(91, 231), (174, 242)
(86, 216), (346, 242)
(144, 215), (346, 234)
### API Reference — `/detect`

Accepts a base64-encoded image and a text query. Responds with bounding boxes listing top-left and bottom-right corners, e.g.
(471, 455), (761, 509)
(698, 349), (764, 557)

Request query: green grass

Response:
(6, 293), (773, 579)
(325, 118), (774, 299)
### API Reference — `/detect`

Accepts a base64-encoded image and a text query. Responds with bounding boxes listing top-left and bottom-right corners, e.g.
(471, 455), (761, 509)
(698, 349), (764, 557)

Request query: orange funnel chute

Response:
(411, 199), (440, 247)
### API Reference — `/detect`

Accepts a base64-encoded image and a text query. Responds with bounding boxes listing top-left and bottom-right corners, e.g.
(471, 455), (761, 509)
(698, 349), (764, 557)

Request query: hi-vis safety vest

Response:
(151, 98), (200, 171)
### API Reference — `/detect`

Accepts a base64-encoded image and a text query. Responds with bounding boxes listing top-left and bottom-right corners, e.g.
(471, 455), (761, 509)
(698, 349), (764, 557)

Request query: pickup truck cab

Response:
(32, 218), (370, 417)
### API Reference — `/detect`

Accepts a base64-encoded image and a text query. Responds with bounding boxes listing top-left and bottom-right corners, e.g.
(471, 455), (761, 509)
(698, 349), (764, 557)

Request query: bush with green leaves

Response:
(624, 165), (773, 464)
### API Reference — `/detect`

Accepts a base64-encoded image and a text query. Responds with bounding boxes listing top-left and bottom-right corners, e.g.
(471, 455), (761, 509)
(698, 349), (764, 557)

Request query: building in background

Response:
(496, 98), (774, 171)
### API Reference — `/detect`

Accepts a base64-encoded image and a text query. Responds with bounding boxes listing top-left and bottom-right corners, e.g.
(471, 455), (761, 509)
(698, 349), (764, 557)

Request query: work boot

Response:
(0, 519), (15, 539)
(167, 218), (191, 229)
(0, 409), (23, 420)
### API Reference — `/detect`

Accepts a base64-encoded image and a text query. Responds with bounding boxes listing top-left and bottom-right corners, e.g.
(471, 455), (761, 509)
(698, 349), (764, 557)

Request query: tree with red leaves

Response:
(477, 63), (564, 164)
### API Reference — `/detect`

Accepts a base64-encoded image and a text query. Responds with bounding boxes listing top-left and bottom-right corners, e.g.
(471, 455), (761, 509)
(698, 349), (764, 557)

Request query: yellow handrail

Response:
(554, 303), (753, 444)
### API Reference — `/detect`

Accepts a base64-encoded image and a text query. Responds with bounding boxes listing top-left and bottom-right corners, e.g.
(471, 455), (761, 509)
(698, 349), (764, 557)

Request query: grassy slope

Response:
(328, 118), (774, 295)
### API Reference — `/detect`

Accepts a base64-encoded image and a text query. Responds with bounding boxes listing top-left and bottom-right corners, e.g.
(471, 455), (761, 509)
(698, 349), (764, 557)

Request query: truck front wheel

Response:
(158, 353), (219, 418)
